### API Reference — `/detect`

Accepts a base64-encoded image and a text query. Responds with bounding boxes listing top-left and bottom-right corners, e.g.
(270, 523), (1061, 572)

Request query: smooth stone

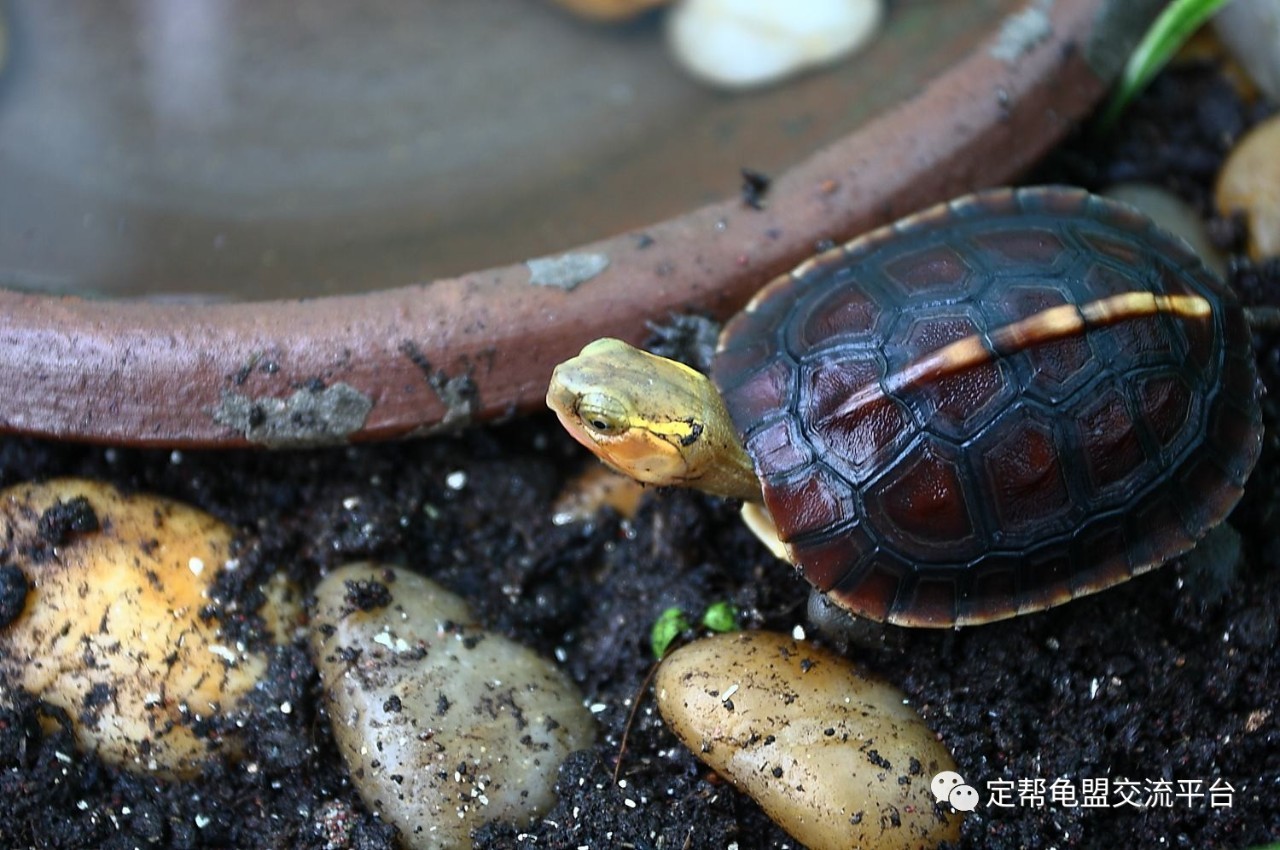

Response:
(656, 631), (962, 850)
(551, 464), (646, 525)
(0, 479), (298, 778)
(1215, 0), (1280, 102)
(666, 0), (884, 91)
(1216, 114), (1280, 260)
(310, 563), (595, 850)
(1104, 182), (1227, 278)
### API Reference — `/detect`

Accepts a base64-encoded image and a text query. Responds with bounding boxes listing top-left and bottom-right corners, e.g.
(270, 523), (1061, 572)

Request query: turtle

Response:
(546, 186), (1263, 627)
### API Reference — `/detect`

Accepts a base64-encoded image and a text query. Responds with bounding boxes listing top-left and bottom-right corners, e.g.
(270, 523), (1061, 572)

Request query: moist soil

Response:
(1, 61), (1278, 850)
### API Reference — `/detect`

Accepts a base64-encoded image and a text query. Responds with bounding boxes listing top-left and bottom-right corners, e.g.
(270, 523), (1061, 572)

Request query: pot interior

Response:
(0, 0), (1018, 301)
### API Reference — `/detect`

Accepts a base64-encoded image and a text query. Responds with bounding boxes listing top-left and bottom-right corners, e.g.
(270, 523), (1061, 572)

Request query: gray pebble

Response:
(310, 563), (594, 850)
(1216, 0), (1280, 103)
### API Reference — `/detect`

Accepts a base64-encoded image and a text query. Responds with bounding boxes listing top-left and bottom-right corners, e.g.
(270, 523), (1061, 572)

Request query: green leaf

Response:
(1099, 0), (1234, 130)
(651, 607), (690, 659)
(700, 601), (740, 633)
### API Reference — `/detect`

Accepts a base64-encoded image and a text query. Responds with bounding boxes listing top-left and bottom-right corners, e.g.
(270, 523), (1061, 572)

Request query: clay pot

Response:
(0, 0), (1161, 446)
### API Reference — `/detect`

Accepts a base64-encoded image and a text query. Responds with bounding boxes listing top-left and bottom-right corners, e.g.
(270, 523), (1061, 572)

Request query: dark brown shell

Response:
(713, 186), (1262, 627)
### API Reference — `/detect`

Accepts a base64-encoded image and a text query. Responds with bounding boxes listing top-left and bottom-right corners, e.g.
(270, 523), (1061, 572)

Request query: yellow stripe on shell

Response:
(823, 291), (1213, 422)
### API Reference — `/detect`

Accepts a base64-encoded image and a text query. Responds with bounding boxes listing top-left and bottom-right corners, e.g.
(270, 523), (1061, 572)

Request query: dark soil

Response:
(1, 61), (1279, 850)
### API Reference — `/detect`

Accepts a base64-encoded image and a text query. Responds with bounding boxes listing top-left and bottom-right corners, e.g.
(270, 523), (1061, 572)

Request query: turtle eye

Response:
(578, 393), (629, 436)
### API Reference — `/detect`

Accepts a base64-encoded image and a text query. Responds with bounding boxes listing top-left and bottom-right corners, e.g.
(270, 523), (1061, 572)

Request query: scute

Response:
(789, 274), (884, 351)
(804, 352), (909, 483)
(762, 465), (855, 541)
(1073, 385), (1150, 496)
(880, 242), (974, 297)
(969, 226), (1069, 269)
(997, 285), (1098, 401)
(1135, 373), (1195, 456)
(975, 407), (1075, 540)
(894, 311), (1014, 438)
(863, 436), (980, 562)
(712, 186), (1263, 627)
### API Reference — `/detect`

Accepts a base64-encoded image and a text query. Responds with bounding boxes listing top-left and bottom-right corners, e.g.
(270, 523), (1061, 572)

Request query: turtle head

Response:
(547, 338), (760, 501)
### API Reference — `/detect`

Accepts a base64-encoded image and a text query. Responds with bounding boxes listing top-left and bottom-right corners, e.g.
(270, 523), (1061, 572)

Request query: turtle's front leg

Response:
(740, 502), (790, 562)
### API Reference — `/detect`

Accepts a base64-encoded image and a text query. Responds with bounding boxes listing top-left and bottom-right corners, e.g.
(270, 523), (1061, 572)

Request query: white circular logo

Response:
(949, 783), (980, 812)
(931, 770), (965, 803)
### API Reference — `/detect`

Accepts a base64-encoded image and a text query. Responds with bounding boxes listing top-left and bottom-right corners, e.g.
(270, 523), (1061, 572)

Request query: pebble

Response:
(1215, 0), (1280, 102)
(0, 479), (298, 778)
(310, 563), (595, 850)
(666, 0), (884, 91)
(549, 0), (671, 21)
(1216, 114), (1280, 260)
(1103, 182), (1227, 278)
(656, 631), (962, 850)
(551, 464), (647, 524)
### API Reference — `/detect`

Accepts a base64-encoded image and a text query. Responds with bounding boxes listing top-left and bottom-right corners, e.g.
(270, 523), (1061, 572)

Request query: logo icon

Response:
(932, 770), (979, 812)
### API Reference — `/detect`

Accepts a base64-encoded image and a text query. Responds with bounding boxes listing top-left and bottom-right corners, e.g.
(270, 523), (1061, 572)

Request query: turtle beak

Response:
(546, 363), (597, 453)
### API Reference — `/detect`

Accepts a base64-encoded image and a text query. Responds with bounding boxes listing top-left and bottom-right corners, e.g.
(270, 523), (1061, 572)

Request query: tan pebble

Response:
(656, 631), (962, 850)
(310, 563), (595, 850)
(0, 479), (297, 778)
(552, 464), (647, 523)
(549, 0), (671, 22)
(1216, 114), (1280, 260)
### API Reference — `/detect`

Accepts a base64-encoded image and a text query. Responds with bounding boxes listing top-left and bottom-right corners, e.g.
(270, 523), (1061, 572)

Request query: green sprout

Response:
(650, 601), (741, 659)
(650, 607), (691, 659)
(700, 601), (740, 633)
(1099, 0), (1233, 130)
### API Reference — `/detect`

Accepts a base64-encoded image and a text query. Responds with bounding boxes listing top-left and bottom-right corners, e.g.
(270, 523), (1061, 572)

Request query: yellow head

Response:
(546, 338), (760, 501)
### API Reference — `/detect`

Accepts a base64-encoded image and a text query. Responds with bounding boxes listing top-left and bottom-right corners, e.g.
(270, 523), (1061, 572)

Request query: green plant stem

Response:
(1099, 0), (1234, 131)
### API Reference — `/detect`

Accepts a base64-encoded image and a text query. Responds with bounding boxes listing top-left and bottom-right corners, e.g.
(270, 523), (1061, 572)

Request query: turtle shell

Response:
(712, 186), (1262, 627)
